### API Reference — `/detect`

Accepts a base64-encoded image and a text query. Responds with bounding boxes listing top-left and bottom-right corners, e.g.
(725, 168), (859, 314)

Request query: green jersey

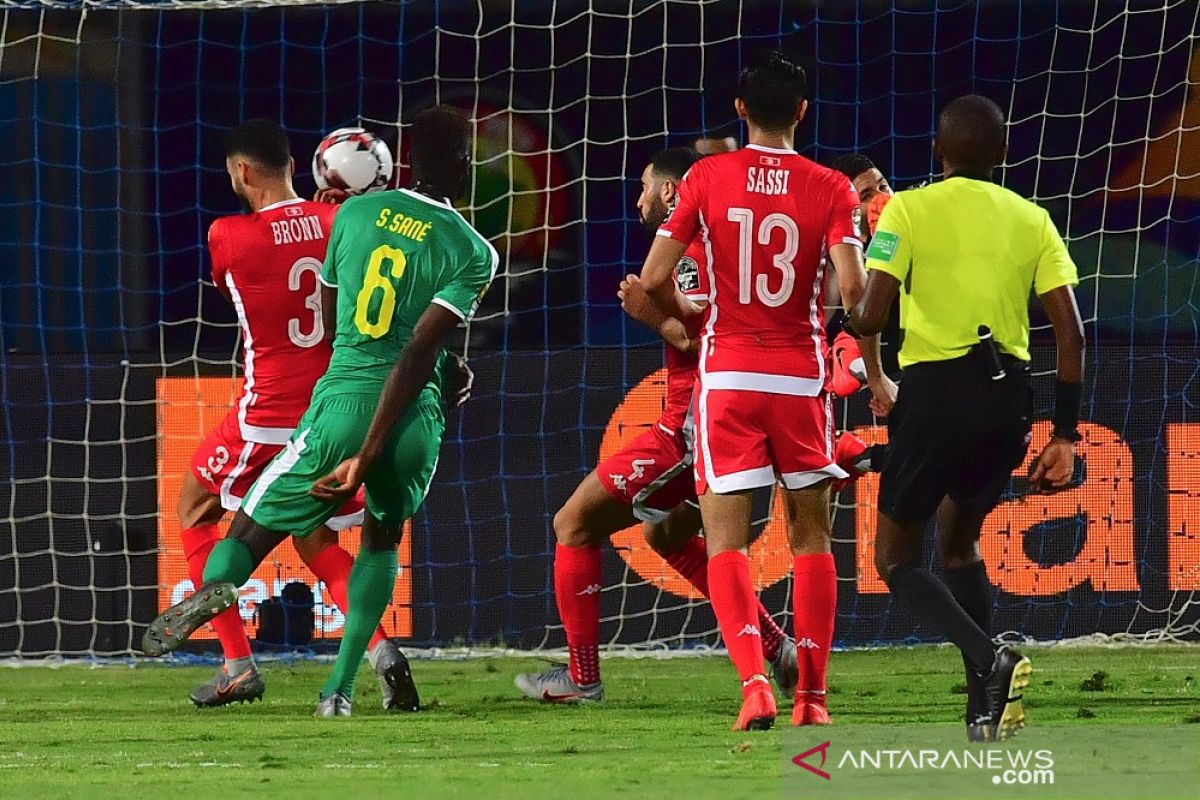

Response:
(317, 188), (498, 398)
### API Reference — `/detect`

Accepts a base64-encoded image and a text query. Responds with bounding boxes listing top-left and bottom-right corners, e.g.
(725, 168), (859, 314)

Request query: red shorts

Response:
(190, 411), (365, 531)
(596, 424), (697, 523)
(694, 389), (846, 495)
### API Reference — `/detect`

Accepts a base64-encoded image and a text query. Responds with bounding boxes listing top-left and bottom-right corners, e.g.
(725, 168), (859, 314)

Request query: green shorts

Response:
(242, 390), (444, 535)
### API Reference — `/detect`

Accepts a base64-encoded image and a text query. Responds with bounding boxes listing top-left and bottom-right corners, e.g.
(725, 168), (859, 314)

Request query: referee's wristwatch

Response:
(1052, 427), (1082, 444)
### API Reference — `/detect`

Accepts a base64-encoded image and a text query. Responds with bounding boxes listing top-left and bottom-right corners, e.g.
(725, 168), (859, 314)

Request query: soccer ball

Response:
(312, 127), (394, 194)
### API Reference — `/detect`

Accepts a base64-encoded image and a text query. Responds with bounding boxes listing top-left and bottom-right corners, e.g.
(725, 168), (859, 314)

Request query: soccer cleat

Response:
(189, 665), (265, 708)
(141, 581), (238, 657)
(369, 639), (420, 712)
(965, 666), (989, 742)
(791, 692), (832, 726)
(975, 646), (1033, 741)
(314, 692), (352, 718)
(771, 637), (799, 695)
(830, 432), (873, 492)
(733, 675), (777, 731)
(514, 663), (604, 703)
(831, 331), (868, 398)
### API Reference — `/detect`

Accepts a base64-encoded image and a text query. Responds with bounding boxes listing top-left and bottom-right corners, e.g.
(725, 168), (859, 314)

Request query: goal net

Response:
(1, 0), (1197, 657)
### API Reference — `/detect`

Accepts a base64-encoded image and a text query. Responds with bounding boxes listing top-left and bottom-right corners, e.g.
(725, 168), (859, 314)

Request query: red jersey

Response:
(208, 198), (339, 444)
(658, 145), (861, 396)
(659, 238), (709, 435)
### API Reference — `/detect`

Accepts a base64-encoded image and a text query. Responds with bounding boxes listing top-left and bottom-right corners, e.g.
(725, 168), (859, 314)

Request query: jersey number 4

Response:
(354, 244), (408, 338)
(727, 207), (799, 307)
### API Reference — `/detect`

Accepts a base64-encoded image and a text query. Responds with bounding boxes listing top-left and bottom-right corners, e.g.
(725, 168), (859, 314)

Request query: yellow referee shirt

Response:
(865, 177), (1078, 368)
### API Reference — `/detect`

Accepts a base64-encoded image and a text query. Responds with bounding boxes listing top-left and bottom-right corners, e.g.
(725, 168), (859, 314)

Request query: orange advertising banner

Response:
(156, 376), (412, 640)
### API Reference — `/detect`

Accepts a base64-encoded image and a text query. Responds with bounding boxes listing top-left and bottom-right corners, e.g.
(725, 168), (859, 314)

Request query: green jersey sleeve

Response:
(431, 233), (499, 321)
(864, 195), (912, 285)
(1033, 208), (1079, 296)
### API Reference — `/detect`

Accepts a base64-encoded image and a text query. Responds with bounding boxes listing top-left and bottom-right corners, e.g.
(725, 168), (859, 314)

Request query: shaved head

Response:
(935, 95), (1007, 176)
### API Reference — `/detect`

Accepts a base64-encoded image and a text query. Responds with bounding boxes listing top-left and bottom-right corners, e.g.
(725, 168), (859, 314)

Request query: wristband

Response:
(1053, 380), (1082, 437)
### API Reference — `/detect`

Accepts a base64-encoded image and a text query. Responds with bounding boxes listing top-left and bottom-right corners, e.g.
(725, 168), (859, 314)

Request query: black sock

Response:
(943, 560), (992, 637)
(943, 561), (994, 717)
(887, 563), (996, 674)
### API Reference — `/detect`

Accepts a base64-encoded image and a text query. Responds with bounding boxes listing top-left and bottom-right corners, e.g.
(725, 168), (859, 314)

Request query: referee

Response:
(848, 95), (1084, 742)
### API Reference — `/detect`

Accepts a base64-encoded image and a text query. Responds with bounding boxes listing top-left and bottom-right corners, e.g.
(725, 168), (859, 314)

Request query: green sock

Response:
(201, 538), (255, 586)
(322, 548), (397, 700)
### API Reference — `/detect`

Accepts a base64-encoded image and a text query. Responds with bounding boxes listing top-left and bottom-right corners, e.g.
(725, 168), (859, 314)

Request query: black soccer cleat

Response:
(974, 645), (1033, 741)
(189, 665), (266, 708)
(142, 581), (239, 657)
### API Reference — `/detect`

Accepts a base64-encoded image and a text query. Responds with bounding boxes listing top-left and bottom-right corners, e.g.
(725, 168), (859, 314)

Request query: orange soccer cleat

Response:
(792, 692), (832, 726)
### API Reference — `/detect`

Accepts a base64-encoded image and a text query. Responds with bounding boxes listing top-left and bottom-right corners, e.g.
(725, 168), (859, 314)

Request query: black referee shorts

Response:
(878, 354), (1033, 525)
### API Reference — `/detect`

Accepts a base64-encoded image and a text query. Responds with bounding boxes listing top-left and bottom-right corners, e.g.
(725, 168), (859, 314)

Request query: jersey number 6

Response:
(354, 244), (409, 338)
(727, 207), (799, 307)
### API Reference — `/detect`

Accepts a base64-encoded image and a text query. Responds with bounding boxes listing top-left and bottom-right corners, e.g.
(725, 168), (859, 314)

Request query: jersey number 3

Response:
(354, 244), (409, 338)
(727, 207), (799, 307)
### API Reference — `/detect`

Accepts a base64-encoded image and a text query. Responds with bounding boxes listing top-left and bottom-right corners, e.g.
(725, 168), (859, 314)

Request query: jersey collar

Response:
(258, 197), (305, 213)
(399, 187), (453, 208)
(746, 143), (797, 155)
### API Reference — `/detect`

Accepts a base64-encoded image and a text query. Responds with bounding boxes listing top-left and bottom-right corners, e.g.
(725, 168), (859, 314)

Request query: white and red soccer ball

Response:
(312, 127), (394, 194)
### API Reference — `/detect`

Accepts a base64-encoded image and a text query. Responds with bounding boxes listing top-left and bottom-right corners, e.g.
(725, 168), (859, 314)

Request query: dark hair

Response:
(937, 95), (1007, 174)
(649, 147), (703, 183)
(224, 119), (291, 173)
(410, 105), (471, 173)
(736, 49), (807, 131)
(831, 153), (877, 182)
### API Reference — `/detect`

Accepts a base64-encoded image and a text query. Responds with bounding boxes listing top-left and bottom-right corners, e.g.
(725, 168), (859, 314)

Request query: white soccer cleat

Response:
(314, 692), (352, 718)
(514, 663), (604, 703)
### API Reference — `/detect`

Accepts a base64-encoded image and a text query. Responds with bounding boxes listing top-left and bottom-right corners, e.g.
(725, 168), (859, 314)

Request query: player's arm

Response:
(849, 195), (908, 338)
(1029, 211), (1085, 490)
(318, 208), (345, 345)
(321, 284), (337, 345)
(829, 243), (896, 415)
(638, 236), (691, 321)
(309, 304), (461, 502)
(619, 273), (703, 354)
(207, 220), (232, 303)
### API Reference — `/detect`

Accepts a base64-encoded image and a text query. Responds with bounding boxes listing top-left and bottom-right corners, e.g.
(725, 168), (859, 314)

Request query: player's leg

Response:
(781, 481), (837, 726)
(176, 471), (265, 706)
(641, 501), (797, 691)
(514, 472), (634, 702)
(699, 489), (776, 730)
(316, 393), (443, 717)
(936, 497), (993, 740)
(295, 523), (414, 711)
(316, 513), (404, 718)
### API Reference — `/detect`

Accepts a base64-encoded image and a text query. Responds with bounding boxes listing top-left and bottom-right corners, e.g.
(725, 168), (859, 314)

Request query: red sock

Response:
(792, 552), (837, 699)
(180, 524), (252, 661)
(305, 542), (389, 652)
(707, 550), (765, 683)
(554, 543), (602, 686)
(666, 536), (786, 661)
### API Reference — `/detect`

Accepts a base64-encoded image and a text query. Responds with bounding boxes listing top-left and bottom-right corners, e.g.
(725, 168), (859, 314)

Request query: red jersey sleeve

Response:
(208, 218), (232, 300)
(657, 161), (707, 245)
(825, 173), (865, 252)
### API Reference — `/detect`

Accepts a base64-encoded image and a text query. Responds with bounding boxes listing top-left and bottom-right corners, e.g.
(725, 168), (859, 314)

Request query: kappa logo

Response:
(792, 741), (832, 780)
(576, 583), (602, 596)
(796, 637), (820, 650)
(609, 474), (628, 494)
(629, 459), (655, 480)
(735, 624), (760, 638)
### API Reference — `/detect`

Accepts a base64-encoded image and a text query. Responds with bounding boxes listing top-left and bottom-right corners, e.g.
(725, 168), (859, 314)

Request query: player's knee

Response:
(552, 506), (589, 548)
(176, 488), (220, 530)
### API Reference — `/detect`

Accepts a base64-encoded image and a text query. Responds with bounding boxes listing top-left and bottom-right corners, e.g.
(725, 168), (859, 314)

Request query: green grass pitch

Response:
(0, 646), (1195, 799)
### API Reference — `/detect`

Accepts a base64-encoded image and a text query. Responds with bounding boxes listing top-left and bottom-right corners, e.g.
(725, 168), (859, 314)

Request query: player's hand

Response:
(313, 187), (352, 205)
(309, 456), (366, 503)
(619, 274), (653, 324)
(867, 375), (898, 418)
(1028, 437), (1075, 492)
(445, 354), (474, 409)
